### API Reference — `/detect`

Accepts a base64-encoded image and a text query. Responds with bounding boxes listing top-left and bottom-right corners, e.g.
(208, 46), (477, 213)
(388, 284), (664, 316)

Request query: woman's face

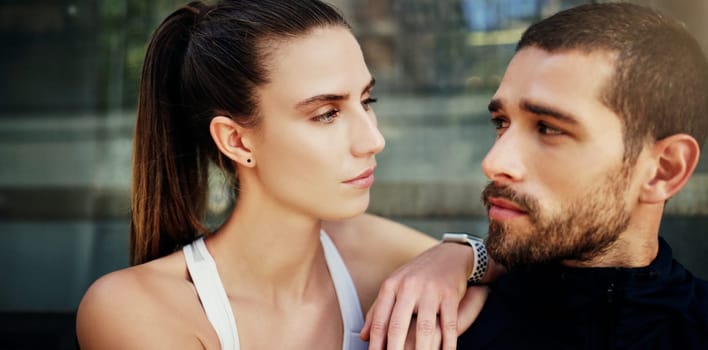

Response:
(248, 26), (385, 220)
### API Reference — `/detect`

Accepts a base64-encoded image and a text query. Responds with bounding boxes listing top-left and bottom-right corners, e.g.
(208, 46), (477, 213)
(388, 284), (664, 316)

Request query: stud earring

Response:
(247, 158), (251, 163)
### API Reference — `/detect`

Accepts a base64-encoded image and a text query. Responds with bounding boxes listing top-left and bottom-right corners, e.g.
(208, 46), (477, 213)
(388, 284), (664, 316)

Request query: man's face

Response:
(481, 47), (636, 269)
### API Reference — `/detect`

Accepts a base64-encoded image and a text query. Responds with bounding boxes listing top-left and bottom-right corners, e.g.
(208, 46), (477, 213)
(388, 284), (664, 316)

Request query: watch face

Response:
(443, 233), (485, 246)
(467, 235), (484, 243)
(443, 233), (475, 244)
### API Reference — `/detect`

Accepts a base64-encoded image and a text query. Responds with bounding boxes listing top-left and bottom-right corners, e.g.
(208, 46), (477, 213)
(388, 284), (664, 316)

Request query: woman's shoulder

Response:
(323, 213), (436, 264)
(76, 250), (217, 349)
(79, 251), (187, 307)
(322, 213), (437, 309)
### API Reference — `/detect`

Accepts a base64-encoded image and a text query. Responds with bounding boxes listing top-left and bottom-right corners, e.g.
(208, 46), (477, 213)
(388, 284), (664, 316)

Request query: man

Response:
(363, 3), (708, 349)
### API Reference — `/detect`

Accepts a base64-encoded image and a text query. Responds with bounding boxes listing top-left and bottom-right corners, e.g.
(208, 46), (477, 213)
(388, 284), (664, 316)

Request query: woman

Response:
(76, 1), (477, 349)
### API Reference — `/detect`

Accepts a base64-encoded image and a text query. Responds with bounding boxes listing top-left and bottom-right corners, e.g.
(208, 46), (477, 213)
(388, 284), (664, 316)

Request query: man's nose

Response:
(481, 130), (526, 184)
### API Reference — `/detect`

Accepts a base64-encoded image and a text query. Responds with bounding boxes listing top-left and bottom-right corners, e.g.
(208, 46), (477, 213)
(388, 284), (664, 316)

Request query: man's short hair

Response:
(517, 3), (708, 161)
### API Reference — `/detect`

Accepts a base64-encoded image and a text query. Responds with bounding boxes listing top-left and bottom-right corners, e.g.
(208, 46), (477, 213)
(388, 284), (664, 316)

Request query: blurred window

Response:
(1, 3), (706, 346)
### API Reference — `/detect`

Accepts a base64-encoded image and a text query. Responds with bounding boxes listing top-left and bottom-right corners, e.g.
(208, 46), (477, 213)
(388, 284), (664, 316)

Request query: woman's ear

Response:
(639, 134), (700, 203)
(210, 116), (256, 167)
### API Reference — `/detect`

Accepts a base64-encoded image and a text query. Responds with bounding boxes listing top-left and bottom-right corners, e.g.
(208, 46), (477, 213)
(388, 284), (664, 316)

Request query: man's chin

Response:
(486, 226), (572, 269)
(486, 229), (536, 269)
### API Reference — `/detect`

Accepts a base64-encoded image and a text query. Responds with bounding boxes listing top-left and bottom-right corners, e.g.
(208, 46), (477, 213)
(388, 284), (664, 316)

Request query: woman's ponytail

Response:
(130, 2), (210, 265)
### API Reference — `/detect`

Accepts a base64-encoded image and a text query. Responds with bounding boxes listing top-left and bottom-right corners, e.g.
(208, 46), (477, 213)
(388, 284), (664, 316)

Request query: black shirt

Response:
(458, 238), (708, 349)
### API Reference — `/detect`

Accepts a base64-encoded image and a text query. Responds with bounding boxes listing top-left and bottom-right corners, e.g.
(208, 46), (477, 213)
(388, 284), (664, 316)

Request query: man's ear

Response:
(209, 116), (256, 167)
(640, 134), (700, 203)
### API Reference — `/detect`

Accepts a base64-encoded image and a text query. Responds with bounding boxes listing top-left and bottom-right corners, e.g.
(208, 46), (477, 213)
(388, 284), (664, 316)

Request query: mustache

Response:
(481, 182), (538, 215)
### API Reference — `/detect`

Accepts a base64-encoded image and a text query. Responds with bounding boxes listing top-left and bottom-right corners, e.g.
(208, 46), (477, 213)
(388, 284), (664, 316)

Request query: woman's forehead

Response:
(260, 26), (371, 102)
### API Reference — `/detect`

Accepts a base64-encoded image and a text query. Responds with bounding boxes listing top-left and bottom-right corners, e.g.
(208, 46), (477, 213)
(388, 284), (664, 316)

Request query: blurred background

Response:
(1, 0), (706, 348)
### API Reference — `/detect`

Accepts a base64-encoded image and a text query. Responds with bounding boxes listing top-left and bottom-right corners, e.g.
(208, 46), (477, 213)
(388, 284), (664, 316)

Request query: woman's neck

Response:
(204, 194), (327, 304)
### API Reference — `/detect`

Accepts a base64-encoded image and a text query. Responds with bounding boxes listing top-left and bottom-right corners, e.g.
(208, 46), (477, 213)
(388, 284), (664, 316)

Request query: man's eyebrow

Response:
(488, 98), (502, 113)
(521, 100), (578, 124)
(295, 77), (376, 110)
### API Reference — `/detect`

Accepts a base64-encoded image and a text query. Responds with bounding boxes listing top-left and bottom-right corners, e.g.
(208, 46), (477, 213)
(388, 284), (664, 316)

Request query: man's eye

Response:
(362, 97), (378, 111)
(312, 109), (339, 123)
(538, 122), (563, 135)
(491, 117), (509, 130)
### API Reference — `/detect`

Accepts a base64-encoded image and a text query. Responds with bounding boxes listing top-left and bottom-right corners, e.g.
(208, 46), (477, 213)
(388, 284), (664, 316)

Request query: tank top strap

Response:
(183, 237), (240, 350)
(320, 230), (369, 350)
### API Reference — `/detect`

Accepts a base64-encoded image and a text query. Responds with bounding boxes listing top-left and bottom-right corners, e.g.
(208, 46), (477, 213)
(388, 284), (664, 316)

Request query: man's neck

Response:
(563, 236), (658, 268)
(563, 207), (663, 268)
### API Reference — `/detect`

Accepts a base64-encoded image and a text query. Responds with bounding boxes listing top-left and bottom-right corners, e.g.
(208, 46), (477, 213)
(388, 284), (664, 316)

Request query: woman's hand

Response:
(361, 243), (489, 350)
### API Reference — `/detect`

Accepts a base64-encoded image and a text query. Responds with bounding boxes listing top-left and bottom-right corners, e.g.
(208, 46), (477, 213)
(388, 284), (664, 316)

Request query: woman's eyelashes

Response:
(312, 109), (340, 123)
(311, 97), (379, 123)
(362, 97), (378, 111)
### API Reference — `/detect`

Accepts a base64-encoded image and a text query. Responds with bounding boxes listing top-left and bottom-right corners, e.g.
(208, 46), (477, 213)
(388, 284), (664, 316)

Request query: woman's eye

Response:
(312, 109), (339, 123)
(538, 122), (563, 135)
(362, 97), (378, 111)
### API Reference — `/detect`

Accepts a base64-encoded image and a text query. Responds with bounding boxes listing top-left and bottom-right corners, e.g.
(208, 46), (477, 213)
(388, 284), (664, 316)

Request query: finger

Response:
(386, 292), (418, 350)
(413, 295), (438, 350)
(434, 320), (443, 350)
(361, 303), (373, 340)
(404, 320), (416, 350)
(365, 286), (397, 350)
(439, 297), (458, 350)
(457, 286), (489, 334)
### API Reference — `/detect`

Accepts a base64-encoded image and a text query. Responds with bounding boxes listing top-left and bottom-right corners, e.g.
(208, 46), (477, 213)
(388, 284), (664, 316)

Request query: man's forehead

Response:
(497, 48), (616, 106)
(509, 47), (617, 76)
(492, 47), (624, 133)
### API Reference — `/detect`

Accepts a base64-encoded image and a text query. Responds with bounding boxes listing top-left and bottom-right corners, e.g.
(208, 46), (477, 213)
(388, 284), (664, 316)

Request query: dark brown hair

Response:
(517, 3), (708, 161)
(131, 0), (349, 265)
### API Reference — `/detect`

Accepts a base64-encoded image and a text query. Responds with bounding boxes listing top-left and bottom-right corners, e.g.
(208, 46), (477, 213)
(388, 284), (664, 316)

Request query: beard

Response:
(481, 166), (632, 270)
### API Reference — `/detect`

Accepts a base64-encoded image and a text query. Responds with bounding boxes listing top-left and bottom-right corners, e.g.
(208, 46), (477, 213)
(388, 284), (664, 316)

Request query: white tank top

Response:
(183, 230), (368, 350)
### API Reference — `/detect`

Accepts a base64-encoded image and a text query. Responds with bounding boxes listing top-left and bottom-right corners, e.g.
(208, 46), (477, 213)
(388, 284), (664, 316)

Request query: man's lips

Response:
(487, 196), (528, 220)
(343, 166), (376, 188)
(487, 197), (525, 212)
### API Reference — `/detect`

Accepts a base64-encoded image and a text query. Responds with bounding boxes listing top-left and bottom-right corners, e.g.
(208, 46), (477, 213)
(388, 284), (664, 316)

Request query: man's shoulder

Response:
(457, 261), (708, 349)
(456, 280), (532, 349)
(681, 267), (708, 328)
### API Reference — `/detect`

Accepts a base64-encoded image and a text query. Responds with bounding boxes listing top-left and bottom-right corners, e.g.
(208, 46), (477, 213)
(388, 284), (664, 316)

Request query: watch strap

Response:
(469, 239), (488, 283)
(441, 233), (489, 284)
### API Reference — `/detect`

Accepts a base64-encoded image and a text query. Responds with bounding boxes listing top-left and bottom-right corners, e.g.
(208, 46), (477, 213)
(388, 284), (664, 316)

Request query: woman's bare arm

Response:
(324, 213), (496, 350)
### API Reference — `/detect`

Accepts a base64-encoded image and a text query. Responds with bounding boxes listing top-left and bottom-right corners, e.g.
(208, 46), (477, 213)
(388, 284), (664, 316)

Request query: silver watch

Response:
(441, 232), (489, 284)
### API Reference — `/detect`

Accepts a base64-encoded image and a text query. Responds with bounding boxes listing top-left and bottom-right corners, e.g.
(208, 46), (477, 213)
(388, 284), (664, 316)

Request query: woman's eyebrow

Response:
(295, 77), (376, 110)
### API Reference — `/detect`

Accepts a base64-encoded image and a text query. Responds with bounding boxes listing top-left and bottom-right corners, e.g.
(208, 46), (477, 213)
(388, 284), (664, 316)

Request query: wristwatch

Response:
(441, 232), (489, 284)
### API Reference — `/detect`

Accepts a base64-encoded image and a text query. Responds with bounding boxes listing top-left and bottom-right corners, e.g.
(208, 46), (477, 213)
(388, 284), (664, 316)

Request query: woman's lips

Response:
(343, 166), (376, 189)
